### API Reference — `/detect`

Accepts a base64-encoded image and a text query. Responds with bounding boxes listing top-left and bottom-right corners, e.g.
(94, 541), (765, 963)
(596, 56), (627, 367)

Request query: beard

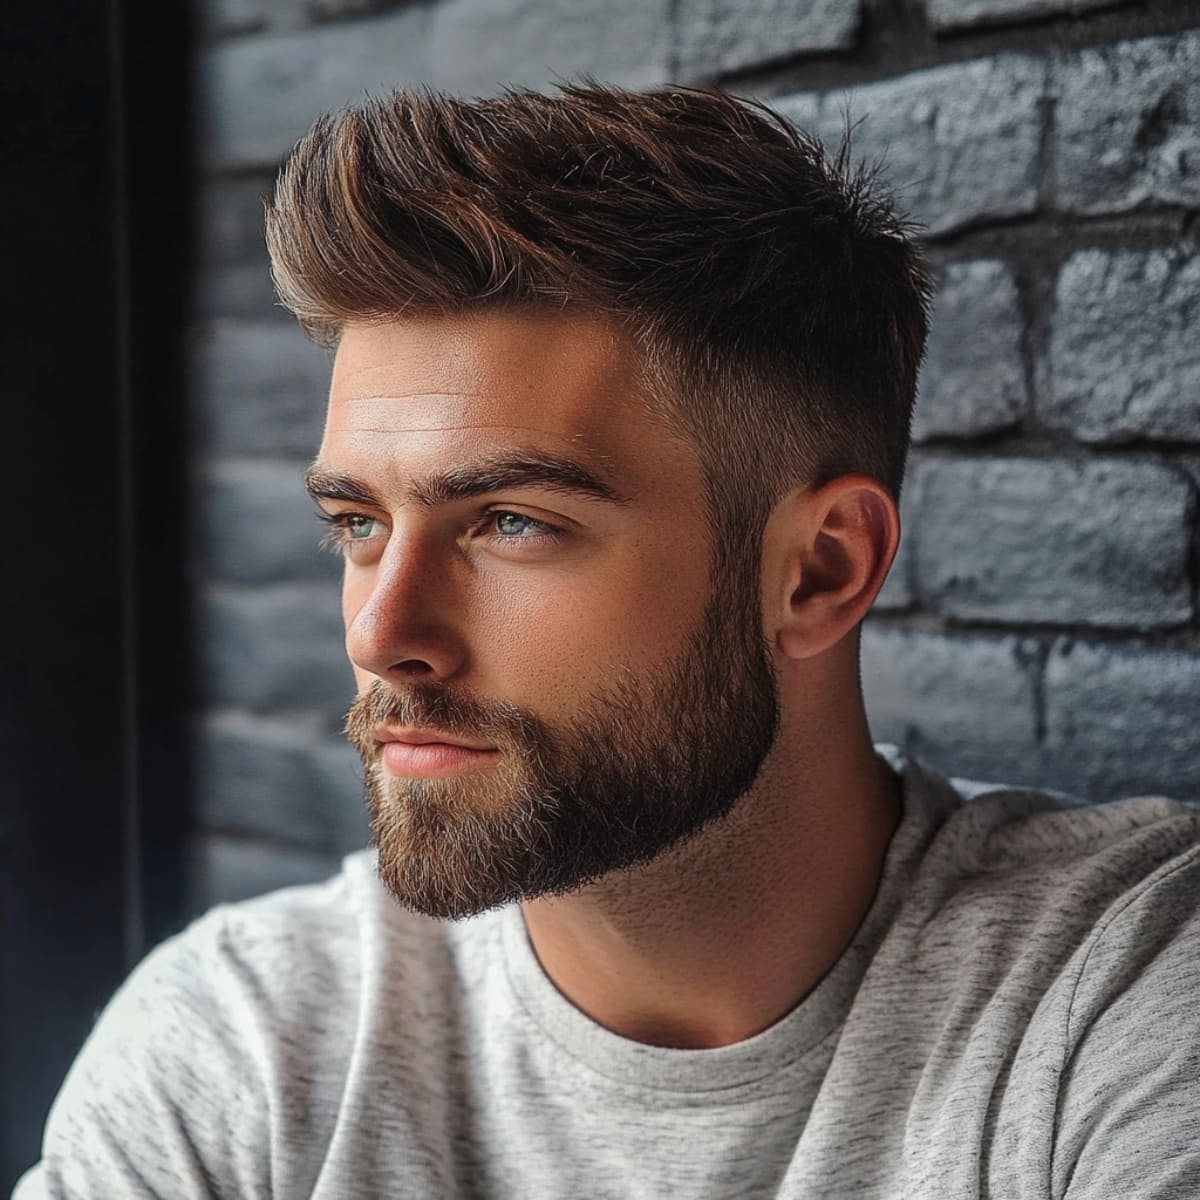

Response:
(344, 568), (780, 921)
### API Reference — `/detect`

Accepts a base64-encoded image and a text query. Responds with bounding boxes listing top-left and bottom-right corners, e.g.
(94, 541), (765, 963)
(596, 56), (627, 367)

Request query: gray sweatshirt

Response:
(14, 746), (1200, 1198)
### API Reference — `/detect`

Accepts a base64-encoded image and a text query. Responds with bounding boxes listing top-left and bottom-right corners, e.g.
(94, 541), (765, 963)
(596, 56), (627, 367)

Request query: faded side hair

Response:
(264, 81), (933, 556)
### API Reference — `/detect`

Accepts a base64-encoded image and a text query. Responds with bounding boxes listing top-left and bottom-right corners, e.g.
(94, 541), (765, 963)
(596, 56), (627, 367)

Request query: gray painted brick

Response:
(196, 176), (274, 272)
(675, 0), (860, 80)
(196, 460), (343, 585)
(1055, 30), (1200, 215)
(914, 260), (1027, 441)
(189, 318), (331, 458)
(193, 260), (282, 319)
(769, 90), (822, 140)
(841, 56), (1047, 235)
(196, 711), (368, 853)
(200, 583), (354, 712)
(185, 832), (343, 914)
(872, 462), (925, 612)
(192, 175), (278, 318)
(198, 5), (431, 169)
(202, 0), (430, 40)
(430, 0), (670, 99)
(1047, 248), (1200, 445)
(775, 55), (1046, 236)
(872, 533), (913, 611)
(928, 0), (1120, 32)
(1043, 639), (1200, 802)
(200, 0), (309, 41)
(309, 0), (416, 18)
(861, 626), (1041, 785)
(915, 458), (1194, 629)
(1180, 453), (1200, 493)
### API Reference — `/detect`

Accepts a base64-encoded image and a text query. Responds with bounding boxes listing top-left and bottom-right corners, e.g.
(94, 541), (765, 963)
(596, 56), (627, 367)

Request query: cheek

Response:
(614, 553), (708, 655)
(504, 541), (708, 681)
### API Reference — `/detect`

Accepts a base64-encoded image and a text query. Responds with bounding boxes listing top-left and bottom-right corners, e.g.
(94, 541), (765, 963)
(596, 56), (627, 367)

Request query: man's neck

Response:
(518, 726), (902, 1049)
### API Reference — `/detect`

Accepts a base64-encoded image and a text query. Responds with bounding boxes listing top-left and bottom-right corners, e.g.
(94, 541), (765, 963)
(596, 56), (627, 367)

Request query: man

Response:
(16, 83), (1200, 1198)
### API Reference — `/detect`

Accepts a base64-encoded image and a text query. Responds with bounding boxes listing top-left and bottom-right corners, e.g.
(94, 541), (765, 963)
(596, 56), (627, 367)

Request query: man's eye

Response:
(492, 512), (548, 537)
(344, 515), (385, 540)
(485, 510), (564, 547)
(316, 508), (564, 558)
(317, 512), (387, 556)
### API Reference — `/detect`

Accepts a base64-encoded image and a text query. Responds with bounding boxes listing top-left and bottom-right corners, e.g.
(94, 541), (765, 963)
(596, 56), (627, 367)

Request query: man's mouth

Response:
(379, 734), (501, 782)
(375, 725), (497, 751)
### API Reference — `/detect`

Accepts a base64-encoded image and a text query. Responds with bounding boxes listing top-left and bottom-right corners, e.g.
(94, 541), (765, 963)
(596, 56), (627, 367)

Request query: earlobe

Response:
(773, 475), (900, 662)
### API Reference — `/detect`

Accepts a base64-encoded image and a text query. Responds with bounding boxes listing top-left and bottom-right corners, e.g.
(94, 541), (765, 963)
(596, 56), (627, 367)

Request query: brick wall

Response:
(187, 0), (1200, 912)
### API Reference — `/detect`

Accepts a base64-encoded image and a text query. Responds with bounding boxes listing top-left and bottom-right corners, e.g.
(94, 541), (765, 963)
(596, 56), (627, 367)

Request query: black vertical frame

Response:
(116, 0), (195, 959)
(0, 1), (193, 1188)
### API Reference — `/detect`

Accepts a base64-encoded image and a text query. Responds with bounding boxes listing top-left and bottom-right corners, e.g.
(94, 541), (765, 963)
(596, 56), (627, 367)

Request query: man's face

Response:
(313, 310), (779, 919)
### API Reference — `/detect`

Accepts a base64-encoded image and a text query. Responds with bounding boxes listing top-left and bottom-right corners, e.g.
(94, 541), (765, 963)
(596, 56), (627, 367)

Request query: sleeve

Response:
(11, 909), (273, 1200)
(1053, 845), (1200, 1200)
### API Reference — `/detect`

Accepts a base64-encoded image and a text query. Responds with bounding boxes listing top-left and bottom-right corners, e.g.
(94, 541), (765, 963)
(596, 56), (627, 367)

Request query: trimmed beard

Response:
(344, 570), (780, 920)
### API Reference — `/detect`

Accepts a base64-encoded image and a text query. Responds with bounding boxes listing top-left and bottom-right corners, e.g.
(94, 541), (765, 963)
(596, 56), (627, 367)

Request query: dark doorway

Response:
(0, 1), (193, 1187)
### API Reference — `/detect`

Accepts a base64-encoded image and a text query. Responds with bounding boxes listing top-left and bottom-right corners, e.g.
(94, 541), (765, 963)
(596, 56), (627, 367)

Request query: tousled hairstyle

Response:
(264, 81), (932, 572)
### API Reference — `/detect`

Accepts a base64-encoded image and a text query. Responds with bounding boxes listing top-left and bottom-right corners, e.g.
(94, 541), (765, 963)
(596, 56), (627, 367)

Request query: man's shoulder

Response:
(880, 752), (1200, 1064)
(864, 762), (1200, 1195)
(180, 846), (464, 1011)
(914, 752), (1200, 892)
(201, 847), (373, 970)
(68, 848), (392, 1067)
(14, 849), (478, 1198)
(57, 844), (464, 1101)
(895, 751), (1200, 966)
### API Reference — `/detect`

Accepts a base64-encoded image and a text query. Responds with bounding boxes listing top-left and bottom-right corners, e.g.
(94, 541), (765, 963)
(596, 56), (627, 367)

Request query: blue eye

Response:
(316, 507), (564, 558)
(345, 515), (383, 540)
(486, 511), (564, 548)
(316, 511), (387, 556)
(493, 512), (542, 536)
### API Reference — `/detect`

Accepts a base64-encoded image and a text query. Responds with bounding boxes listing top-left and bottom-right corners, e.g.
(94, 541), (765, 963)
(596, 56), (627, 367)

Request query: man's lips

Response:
(373, 727), (501, 777)
(374, 726), (497, 751)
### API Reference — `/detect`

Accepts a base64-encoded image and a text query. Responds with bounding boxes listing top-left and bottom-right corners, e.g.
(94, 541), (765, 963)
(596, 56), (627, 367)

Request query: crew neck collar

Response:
(498, 745), (960, 1094)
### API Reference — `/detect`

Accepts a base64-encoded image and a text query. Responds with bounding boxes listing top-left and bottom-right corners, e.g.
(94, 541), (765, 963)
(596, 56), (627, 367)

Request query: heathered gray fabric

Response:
(15, 745), (1200, 1198)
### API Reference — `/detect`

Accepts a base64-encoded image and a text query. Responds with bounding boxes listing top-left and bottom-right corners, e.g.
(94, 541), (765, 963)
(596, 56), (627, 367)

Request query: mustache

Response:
(343, 679), (540, 753)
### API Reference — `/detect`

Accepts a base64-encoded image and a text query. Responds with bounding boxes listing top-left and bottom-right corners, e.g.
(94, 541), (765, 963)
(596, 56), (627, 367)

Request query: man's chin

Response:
(369, 844), (589, 921)
(371, 855), (627, 921)
(368, 821), (581, 920)
(364, 775), (554, 919)
(366, 791), (740, 922)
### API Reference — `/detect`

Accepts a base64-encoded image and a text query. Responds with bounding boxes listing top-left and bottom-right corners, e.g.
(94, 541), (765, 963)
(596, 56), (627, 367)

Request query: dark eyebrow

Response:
(303, 450), (634, 511)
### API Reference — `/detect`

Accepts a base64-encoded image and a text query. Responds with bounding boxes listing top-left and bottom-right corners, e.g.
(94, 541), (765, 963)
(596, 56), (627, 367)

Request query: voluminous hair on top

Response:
(264, 80), (933, 555)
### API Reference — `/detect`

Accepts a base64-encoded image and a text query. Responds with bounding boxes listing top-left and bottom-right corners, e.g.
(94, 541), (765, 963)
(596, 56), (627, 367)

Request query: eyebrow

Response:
(303, 449), (634, 511)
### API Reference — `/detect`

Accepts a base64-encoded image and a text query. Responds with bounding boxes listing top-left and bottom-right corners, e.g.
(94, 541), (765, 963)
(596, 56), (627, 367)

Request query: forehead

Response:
(323, 309), (668, 482)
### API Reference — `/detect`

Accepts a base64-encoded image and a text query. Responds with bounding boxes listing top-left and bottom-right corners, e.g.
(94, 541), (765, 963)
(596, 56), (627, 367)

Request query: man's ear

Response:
(767, 474), (900, 663)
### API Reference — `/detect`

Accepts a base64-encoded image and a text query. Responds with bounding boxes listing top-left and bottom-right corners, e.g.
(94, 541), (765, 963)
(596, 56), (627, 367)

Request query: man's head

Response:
(264, 84), (931, 919)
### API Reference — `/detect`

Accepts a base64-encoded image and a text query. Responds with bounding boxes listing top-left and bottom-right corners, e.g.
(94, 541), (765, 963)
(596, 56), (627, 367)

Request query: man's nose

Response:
(343, 534), (468, 684)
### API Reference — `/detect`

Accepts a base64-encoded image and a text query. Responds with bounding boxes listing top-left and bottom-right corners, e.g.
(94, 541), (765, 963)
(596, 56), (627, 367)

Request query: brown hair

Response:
(264, 81), (932, 562)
